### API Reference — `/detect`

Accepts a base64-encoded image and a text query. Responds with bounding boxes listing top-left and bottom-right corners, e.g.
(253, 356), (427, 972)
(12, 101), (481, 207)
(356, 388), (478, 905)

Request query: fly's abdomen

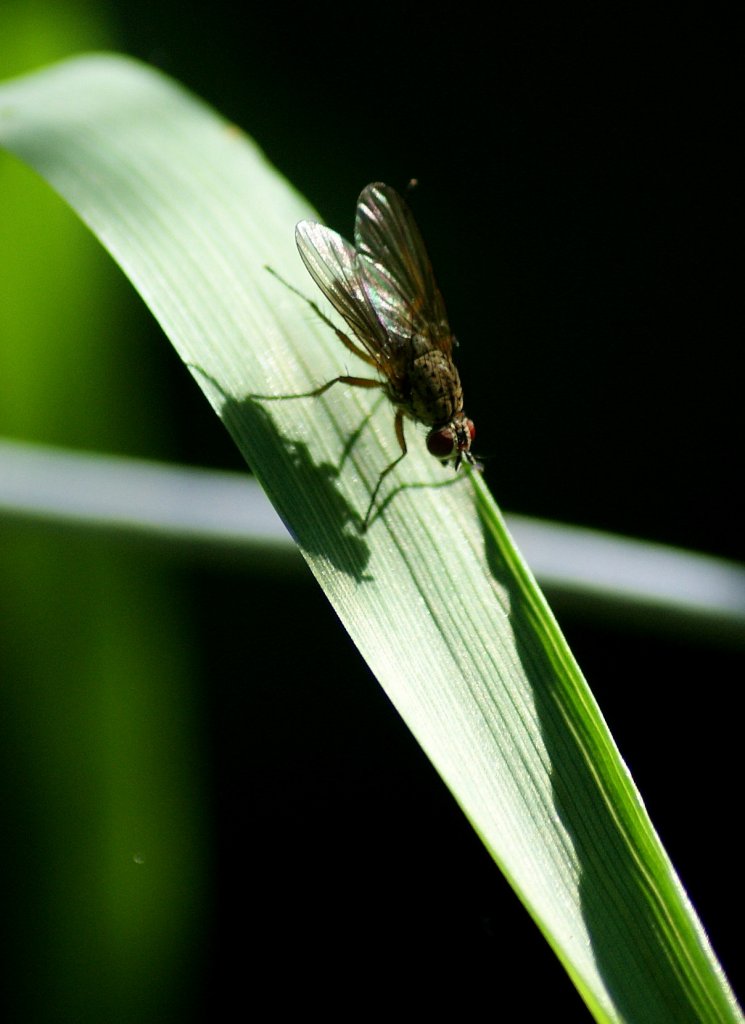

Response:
(408, 350), (464, 426)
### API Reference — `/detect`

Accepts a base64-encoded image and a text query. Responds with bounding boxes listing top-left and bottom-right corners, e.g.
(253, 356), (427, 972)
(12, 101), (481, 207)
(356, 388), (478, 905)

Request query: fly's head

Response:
(426, 413), (476, 470)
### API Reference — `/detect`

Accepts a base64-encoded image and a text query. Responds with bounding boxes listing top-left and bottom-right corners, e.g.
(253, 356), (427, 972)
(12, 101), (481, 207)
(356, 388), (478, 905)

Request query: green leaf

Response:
(1, 54), (740, 1022)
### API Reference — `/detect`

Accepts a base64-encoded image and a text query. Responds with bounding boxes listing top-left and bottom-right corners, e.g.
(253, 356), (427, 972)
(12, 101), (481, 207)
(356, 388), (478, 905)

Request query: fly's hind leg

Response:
(265, 265), (377, 369)
(255, 267), (385, 401)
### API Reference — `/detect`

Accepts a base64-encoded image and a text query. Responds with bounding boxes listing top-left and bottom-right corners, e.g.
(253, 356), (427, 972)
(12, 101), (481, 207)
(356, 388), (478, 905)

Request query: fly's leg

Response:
(364, 408), (408, 530)
(308, 376), (384, 397)
(254, 267), (384, 400)
(266, 265), (405, 528)
(265, 266), (377, 368)
(253, 373), (384, 403)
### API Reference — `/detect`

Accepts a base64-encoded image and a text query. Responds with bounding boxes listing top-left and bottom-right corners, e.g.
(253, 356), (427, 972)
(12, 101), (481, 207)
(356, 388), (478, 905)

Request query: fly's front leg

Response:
(364, 408), (408, 529)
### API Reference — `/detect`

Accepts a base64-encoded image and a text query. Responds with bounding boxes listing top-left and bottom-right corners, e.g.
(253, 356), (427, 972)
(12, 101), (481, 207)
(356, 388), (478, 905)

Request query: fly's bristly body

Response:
(291, 182), (477, 524)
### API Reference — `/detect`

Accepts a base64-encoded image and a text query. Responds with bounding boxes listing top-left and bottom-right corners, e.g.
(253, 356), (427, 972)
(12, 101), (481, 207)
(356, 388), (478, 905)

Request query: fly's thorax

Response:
(406, 349), (464, 426)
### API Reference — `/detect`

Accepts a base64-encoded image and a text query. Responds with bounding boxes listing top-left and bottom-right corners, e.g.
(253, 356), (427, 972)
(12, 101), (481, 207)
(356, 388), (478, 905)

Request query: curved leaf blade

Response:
(1, 54), (740, 1022)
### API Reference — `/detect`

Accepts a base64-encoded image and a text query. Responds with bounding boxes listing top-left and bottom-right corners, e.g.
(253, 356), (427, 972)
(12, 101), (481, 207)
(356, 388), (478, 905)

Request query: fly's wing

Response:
(295, 220), (391, 361)
(354, 183), (453, 353)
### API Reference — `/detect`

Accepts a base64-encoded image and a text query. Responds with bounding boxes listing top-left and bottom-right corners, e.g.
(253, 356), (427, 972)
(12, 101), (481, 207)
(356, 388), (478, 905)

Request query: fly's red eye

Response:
(466, 419), (476, 442)
(426, 427), (456, 459)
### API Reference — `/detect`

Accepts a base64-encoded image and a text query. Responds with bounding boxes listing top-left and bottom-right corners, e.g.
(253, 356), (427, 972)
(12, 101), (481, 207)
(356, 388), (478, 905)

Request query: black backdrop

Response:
(104, 5), (742, 1018)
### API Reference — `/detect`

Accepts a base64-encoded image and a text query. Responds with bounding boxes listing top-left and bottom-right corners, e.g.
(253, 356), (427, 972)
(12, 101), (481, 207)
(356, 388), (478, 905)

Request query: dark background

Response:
(4, 4), (742, 1020)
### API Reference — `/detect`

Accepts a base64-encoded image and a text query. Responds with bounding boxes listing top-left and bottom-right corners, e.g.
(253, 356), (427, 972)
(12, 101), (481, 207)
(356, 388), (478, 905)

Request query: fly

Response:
(275, 182), (476, 525)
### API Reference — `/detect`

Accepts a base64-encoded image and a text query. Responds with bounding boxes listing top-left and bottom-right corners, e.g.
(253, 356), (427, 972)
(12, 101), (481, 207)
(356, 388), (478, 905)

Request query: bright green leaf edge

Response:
(0, 54), (740, 1023)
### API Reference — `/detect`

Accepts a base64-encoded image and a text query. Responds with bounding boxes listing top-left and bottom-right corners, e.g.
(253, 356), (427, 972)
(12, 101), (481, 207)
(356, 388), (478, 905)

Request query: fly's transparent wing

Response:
(295, 220), (390, 356)
(354, 183), (453, 352)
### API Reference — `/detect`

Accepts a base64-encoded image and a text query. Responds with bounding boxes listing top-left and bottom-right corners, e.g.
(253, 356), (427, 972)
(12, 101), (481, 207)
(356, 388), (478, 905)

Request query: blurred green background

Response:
(1, 3), (741, 1020)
